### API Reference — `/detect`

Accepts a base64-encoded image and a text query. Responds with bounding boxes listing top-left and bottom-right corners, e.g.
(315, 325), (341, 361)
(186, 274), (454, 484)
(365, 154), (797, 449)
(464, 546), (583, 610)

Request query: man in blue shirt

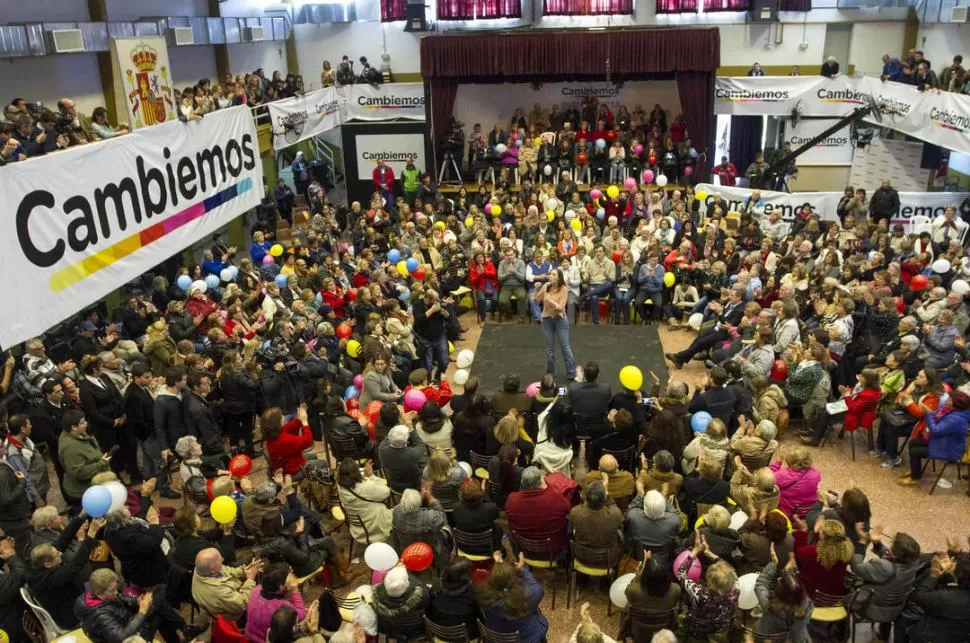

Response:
(881, 54), (903, 82)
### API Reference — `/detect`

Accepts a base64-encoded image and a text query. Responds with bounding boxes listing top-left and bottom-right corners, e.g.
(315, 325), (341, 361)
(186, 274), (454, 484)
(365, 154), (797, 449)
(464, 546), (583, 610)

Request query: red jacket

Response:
(793, 529), (848, 600)
(372, 166), (395, 192)
(468, 261), (498, 293)
(320, 289), (347, 318)
(266, 418), (314, 474)
(505, 487), (572, 555)
(404, 380), (453, 408)
(843, 386), (882, 432)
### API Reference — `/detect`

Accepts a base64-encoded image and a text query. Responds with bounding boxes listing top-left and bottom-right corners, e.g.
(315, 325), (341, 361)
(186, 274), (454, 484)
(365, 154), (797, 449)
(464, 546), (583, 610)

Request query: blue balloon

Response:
(596, 208), (606, 220)
(177, 275), (192, 291)
(691, 411), (713, 434)
(406, 257), (419, 273)
(82, 485), (112, 518)
(595, 138), (606, 149)
(388, 249), (401, 264)
(275, 274), (288, 287)
(399, 289), (411, 303)
(689, 148), (698, 159)
(515, 139), (523, 147)
(315, 292), (323, 306)
(344, 385), (360, 400)
(205, 274), (220, 289)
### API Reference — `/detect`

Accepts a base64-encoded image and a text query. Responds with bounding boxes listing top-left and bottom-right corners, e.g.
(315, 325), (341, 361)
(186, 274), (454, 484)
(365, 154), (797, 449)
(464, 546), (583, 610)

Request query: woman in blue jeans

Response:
(533, 269), (576, 379)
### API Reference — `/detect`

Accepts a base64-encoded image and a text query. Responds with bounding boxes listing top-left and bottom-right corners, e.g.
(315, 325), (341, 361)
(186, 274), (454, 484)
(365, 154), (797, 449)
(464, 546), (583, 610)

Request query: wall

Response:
(849, 22), (909, 76)
(0, 54), (105, 114)
(916, 23), (968, 68)
(227, 41), (287, 76)
(168, 46), (220, 89)
(293, 23), (422, 86)
(103, 0), (210, 20)
(717, 23), (826, 67)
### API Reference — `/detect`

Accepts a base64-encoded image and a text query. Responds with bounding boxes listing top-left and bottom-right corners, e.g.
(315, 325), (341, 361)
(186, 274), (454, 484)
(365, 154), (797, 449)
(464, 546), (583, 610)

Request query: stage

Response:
(468, 322), (668, 395)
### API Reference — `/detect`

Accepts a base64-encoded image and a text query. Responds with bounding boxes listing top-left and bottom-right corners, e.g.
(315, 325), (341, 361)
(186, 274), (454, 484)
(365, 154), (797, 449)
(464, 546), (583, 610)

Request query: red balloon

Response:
(336, 323), (353, 339)
(470, 565), (491, 584)
(895, 297), (906, 314)
(345, 397), (360, 411)
(413, 267), (427, 281)
(367, 420), (375, 440)
(364, 400), (383, 422)
(770, 359), (789, 381)
(401, 541), (434, 572)
(576, 152), (588, 166)
(612, 250), (623, 263)
(228, 454), (253, 478)
(911, 274), (929, 291)
(605, 130), (617, 142)
(347, 408), (361, 421)
(347, 288), (357, 302)
(647, 155), (657, 166)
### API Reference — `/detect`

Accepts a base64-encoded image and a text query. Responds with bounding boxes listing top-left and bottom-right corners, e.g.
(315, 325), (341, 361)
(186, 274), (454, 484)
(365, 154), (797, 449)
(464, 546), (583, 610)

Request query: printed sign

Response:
(113, 37), (177, 128)
(341, 83), (426, 122)
(355, 133), (426, 181)
(786, 118), (855, 166)
(267, 87), (341, 151)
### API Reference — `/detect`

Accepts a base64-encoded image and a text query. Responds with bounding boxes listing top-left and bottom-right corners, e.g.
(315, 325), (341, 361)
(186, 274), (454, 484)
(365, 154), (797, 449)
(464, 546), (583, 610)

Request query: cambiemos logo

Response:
(357, 94), (425, 109)
(562, 86), (621, 98)
(930, 107), (970, 134)
(875, 94), (913, 117)
(715, 88), (791, 102)
(816, 88), (865, 105)
(790, 134), (849, 147)
(16, 136), (257, 292)
(362, 151), (419, 162)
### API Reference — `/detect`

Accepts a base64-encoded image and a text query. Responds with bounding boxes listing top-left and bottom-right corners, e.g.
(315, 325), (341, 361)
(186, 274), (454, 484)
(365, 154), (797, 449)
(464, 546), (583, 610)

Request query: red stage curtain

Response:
(677, 71), (713, 184)
(655, 0), (698, 13)
(703, 0), (751, 11)
(438, 0), (521, 19)
(427, 78), (460, 160)
(779, 0), (811, 10)
(545, 0), (633, 16)
(480, 0), (522, 18)
(437, 0), (476, 19)
(380, 0), (407, 21)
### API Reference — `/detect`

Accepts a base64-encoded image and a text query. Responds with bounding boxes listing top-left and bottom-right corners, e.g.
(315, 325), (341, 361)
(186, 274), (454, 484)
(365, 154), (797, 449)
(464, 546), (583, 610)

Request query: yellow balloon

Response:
(269, 244), (284, 257)
(211, 496), (237, 524)
(491, 204), (502, 216)
(664, 271), (676, 287)
(448, 341), (455, 354)
(347, 339), (362, 358)
(534, 136), (542, 146)
(570, 219), (583, 233)
(434, 221), (446, 231)
(607, 185), (620, 199)
(465, 216), (474, 228)
(546, 210), (555, 223)
(695, 191), (709, 201)
(618, 365), (643, 391)
(397, 260), (409, 277)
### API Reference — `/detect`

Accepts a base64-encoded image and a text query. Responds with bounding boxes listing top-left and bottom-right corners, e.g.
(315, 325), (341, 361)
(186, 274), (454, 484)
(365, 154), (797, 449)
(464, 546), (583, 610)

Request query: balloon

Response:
(458, 461), (472, 478)
(354, 374), (364, 389)
(346, 339), (362, 358)
(595, 138), (606, 149)
(401, 541), (434, 571)
(605, 130), (617, 142)
(525, 381), (541, 397)
(82, 485), (112, 518)
(589, 188), (602, 201)
(545, 198), (558, 211)
(103, 481), (128, 513)
(576, 152), (588, 165)
(398, 289), (411, 303)
(695, 190), (708, 201)
(663, 272), (676, 287)
(456, 349), (475, 369)
(672, 550), (702, 582)
(624, 177), (637, 191)
(396, 261), (409, 277)
(205, 274), (221, 290)
(364, 401), (383, 421)
(515, 139), (523, 147)
(633, 144), (644, 155)
(729, 510), (749, 532)
(228, 454), (253, 478)
(177, 275), (192, 291)
(911, 274), (929, 291)
(656, 174), (669, 187)
(190, 279), (207, 293)
(570, 219), (583, 233)
(403, 388), (427, 412)
(262, 255), (276, 266)
(220, 267), (234, 283)
(612, 250), (623, 263)
(346, 398), (360, 412)
(406, 257), (419, 273)
(737, 573), (759, 610)
(933, 259), (952, 273)
(495, 143), (507, 154)
(895, 296), (906, 314)
(275, 274), (288, 288)
(347, 288), (358, 302)
(387, 249), (401, 264)
(684, 166), (694, 177)
(770, 359), (789, 381)
(491, 204), (502, 216)
(347, 408), (361, 420)
(619, 365), (643, 391)
(336, 323), (353, 339)
(691, 411), (713, 434)
(364, 542), (399, 571)
(534, 137), (541, 146)
(464, 216), (475, 228)
(543, 164), (553, 176)
(565, 209), (577, 220)
(952, 280), (970, 295)
(610, 573), (636, 608)
(689, 147), (699, 159)
(434, 221), (446, 232)
(211, 496), (238, 524)
(642, 169), (655, 183)
(607, 185), (620, 199)
(687, 312), (704, 331)
(511, 133), (520, 141)
(344, 385), (360, 401)
(270, 244), (284, 257)
(647, 154), (657, 166)
(413, 267), (427, 281)
(448, 341), (455, 354)
(596, 208), (606, 220)
(546, 210), (555, 223)
(453, 368), (470, 386)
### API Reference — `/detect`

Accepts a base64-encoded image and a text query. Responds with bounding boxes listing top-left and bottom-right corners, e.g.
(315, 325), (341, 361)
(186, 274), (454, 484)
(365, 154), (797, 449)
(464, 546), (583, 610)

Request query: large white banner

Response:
(267, 87), (341, 151)
(694, 183), (969, 228)
(714, 76), (828, 116)
(907, 89), (970, 159)
(355, 133), (426, 181)
(340, 83), (426, 122)
(786, 118), (855, 166)
(0, 107), (261, 347)
(113, 37), (177, 129)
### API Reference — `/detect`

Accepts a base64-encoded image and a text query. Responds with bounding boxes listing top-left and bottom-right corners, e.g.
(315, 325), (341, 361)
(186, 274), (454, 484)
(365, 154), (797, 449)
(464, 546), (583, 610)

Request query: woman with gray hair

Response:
(177, 435), (227, 507)
(624, 487), (682, 569)
(392, 487), (450, 566)
(103, 502), (171, 589)
(730, 416), (778, 463)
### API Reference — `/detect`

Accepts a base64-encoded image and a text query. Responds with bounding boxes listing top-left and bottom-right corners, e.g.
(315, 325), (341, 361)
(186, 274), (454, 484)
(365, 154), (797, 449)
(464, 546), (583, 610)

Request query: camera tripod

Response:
(437, 150), (463, 185)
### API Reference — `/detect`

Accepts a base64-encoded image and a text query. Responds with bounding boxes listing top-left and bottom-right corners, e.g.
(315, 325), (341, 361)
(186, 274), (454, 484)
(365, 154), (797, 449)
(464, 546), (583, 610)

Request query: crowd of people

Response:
(880, 49), (968, 93)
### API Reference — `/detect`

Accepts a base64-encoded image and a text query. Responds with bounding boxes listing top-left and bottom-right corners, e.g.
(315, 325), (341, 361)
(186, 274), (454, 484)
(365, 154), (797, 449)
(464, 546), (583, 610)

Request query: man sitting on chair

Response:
(192, 547), (263, 623)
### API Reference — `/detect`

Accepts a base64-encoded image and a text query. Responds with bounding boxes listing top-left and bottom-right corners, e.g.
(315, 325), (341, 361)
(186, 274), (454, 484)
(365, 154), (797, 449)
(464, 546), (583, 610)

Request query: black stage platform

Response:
(469, 323), (669, 395)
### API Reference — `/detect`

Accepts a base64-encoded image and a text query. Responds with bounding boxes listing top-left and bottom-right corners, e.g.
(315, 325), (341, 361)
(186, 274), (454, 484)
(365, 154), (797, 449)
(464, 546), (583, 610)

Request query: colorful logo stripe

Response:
(49, 177), (254, 293)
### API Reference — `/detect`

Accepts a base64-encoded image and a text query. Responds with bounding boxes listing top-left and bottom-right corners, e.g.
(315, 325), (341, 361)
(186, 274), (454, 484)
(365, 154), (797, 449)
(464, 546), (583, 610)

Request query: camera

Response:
(357, 56), (382, 87)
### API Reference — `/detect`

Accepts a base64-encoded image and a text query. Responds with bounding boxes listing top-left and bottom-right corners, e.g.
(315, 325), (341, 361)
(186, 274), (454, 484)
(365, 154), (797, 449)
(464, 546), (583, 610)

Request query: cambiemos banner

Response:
(786, 118), (854, 166)
(694, 183), (969, 227)
(340, 83), (426, 122)
(713, 76), (827, 116)
(355, 133), (426, 181)
(0, 107), (261, 347)
(267, 86), (341, 150)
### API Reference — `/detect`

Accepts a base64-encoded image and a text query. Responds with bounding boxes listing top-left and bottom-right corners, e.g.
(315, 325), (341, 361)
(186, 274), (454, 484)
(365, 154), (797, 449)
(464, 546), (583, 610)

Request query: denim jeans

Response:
(528, 287), (543, 321)
(424, 334), (449, 380)
(476, 290), (498, 320)
(542, 317), (577, 379)
(585, 283), (613, 324)
(612, 287), (635, 324)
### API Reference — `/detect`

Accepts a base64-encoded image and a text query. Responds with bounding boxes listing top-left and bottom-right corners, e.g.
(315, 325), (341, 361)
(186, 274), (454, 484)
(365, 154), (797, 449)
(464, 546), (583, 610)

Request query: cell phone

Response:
(642, 397), (655, 406)
(557, 386), (566, 396)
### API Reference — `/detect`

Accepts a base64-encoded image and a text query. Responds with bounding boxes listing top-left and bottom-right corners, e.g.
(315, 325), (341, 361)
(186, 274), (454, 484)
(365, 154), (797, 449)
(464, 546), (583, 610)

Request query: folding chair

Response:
(453, 528), (494, 562)
(424, 615), (470, 642)
(477, 620), (522, 643)
(510, 531), (567, 610)
(568, 540), (620, 615)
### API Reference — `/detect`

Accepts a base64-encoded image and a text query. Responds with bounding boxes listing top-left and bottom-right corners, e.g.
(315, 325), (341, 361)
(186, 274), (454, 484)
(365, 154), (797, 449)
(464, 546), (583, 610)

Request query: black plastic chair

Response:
(424, 615), (470, 642)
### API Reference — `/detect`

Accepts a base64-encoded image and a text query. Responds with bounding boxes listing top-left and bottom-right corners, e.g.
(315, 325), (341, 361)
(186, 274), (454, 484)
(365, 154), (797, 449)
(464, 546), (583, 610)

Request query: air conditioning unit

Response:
(168, 27), (194, 46)
(48, 29), (84, 54)
(243, 26), (265, 42)
(952, 6), (970, 22)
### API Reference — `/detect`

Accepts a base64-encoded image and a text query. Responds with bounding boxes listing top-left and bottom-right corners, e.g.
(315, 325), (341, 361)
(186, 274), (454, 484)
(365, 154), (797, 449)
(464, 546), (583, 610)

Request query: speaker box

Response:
(404, 4), (428, 32)
(750, 0), (778, 22)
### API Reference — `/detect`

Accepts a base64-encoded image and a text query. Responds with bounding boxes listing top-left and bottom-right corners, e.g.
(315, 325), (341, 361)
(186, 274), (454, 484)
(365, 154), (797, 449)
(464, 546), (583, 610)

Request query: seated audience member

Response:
(625, 487), (681, 569)
(770, 445), (821, 519)
(682, 457), (731, 523)
(731, 417), (778, 461)
(730, 462), (780, 516)
(738, 508), (794, 574)
(392, 487), (449, 562)
(423, 449), (467, 506)
(170, 503), (236, 570)
(244, 562), (305, 643)
(337, 458), (393, 544)
(571, 480), (623, 560)
(637, 450), (683, 497)
(505, 466), (573, 558)
(378, 424), (428, 492)
(104, 504), (171, 590)
(904, 551), (970, 642)
(624, 551), (682, 612)
(676, 534), (740, 640)
(192, 547), (263, 622)
(490, 375), (532, 417)
(452, 478), (502, 554)
(25, 506), (82, 558)
(263, 404), (315, 476)
(428, 558), (481, 638)
(753, 561), (814, 641)
(848, 531), (922, 639)
(533, 400), (575, 475)
(682, 418), (730, 475)
(568, 361), (612, 436)
(479, 553), (548, 643)
(588, 408), (639, 468)
(414, 400), (453, 452)
(486, 443), (522, 509)
(372, 565), (430, 638)
(694, 505), (741, 565)
(792, 516), (852, 601)
(28, 516), (104, 630)
(254, 507), (348, 583)
(585, 452), (635, 498)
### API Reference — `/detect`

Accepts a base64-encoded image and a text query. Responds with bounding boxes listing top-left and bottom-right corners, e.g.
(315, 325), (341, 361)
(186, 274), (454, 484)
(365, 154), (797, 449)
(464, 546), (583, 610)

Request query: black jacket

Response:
(28, 521), (95, 629)
(79, 376), (125, 445)
(688, 386), (741, 430)
(870, 186), (900, 219)
(568, 381), (613, 432)
(261, 370), (300, 415)
(253, 533), (326, 577)
(123, 384), (155, 442)
(326, 414), (370, 457)
(0, 551), (26, 641)
(428, 580), (481, 638)
(170, 531), (236, 570)
(28, 400), (65, 448)
(166, 311), (197, 342)
(220, 367), (261, 415)
(104, 522), (171, 588)
(153, 391), (187, 451)
(910, 574), (970, 643)
(452, 499), (502, 553)
(183, 391), (223, 454)
(0, 464), (31, 530)
(75, 592), (147, 643)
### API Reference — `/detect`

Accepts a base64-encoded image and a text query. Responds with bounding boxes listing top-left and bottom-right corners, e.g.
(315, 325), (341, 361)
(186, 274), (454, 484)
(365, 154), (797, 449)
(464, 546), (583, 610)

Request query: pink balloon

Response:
(525, 381), (540, 398)
(353, 375), (363, 390)
(633, 144), (644, 155)
(642, 169), (655, 183)
(511, 133), (520, 141)
(624, 177), (637, 191)
(673, 550), (702, 582)
(262, 255), (275, 265)
(219, 310), (228, 320)
(589, 188), (602, 201)
(684, 166), (694, 176)
(404, 388), (427, 412)
(371, 569), (388, 585)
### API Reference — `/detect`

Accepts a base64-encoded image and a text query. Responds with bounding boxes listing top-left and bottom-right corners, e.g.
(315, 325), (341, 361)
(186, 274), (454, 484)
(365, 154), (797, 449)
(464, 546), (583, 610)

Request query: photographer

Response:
(358, 56), (382, 87)
(413, 289), (452, 383)
(336, 56), (355, 86)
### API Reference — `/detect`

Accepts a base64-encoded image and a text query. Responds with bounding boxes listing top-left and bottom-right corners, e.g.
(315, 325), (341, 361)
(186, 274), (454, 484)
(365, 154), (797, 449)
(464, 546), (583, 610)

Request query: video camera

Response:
(357, 56), (382, 87)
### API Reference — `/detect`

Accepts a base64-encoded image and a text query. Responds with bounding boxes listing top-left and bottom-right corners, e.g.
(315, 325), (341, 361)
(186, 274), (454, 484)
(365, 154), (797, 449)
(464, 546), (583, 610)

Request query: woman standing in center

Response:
(532, 268), (576, 380)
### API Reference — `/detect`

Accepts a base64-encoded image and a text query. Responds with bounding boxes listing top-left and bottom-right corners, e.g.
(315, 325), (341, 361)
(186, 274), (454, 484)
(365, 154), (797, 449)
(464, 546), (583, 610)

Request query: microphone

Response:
(105, 445), (121, 458)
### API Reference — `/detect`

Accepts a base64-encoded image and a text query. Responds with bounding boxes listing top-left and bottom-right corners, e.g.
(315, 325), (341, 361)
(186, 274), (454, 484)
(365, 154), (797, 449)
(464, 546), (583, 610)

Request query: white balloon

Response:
(220, 268), (234, 283)
(655, 174), (669, 187)
(952, 279), (970, 295)
(190, 279), (208, 294)
(456, 349), (475, 369)
(565, 209), (577, 220)
(495, 143), (507, 154)
(443, 230), (457, 244)
(453, 368), (470, 386)
(103, 481), (128, 512)
(737, 572), (759, 610)
(932, 259), (951, 273)
(609, 573), (636, 608)
(458, 461), (472, 478)
(729, 510), (749, 531)
(543, 164), (553, 176)
(687, 312), (704, 331)
(364, 542), (398, 571)
(545, 198), (559, 212)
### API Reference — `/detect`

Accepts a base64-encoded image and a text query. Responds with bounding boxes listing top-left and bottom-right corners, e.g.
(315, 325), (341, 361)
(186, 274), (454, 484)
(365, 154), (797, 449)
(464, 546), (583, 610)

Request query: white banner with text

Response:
(339, 83), (426, 122)
(0, 107), (261, 347)
(355, 133), (426, 181)
(267, 86), (341, 150)
(786, 118), (855, 165)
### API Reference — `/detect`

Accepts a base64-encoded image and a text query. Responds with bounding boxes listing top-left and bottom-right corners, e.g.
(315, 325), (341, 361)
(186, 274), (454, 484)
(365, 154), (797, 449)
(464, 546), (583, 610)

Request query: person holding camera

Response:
(414, 289), (452, 382)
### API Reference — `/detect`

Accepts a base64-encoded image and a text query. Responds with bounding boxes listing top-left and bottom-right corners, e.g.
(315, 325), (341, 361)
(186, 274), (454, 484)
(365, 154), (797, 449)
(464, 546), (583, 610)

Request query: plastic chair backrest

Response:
(20, 586), (67, 640)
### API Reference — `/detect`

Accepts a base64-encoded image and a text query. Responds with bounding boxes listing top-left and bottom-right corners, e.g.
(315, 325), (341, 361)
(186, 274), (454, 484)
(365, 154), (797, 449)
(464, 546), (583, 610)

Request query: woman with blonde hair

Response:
(423, 449), (466, 486)
(770, 444), (821, 520)
(677, 531), (739, 640)
(143, 319), (177, 374)
(793, 517), (852, 600)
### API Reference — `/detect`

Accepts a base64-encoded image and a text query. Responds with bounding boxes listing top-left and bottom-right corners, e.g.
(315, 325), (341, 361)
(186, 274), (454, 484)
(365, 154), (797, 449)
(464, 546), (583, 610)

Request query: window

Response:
(702, 0), (751, 10)
(381, 0), (408, 21)
(438, 0), (522, 19)
(545, 0), (634, 16)
(655, 0), (698, 13)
